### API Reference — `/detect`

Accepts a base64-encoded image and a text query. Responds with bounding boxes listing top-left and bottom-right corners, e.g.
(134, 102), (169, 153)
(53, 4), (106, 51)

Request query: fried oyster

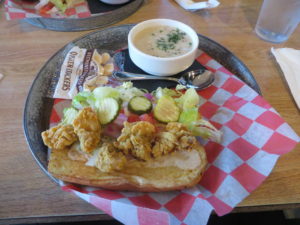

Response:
(95, 142), (127, 173)
(152, 131), (177, 158)
(112, 121), (198, 161)
(114, 121), (156, 161)
(166, 122), (198, 150)
(41, 124), (77, 150)
(73, 107), (101, 154)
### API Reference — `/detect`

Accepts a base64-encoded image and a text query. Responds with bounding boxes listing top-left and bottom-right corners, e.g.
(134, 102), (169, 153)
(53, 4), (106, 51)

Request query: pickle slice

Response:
(154, 96), (180, 123)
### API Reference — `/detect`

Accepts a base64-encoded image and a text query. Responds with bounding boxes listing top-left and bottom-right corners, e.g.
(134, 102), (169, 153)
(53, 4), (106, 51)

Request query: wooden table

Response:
(0, 0), (299, 224)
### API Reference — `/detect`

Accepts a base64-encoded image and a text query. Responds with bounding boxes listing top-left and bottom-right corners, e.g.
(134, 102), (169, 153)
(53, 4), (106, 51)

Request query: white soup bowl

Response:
(128, 19), (199, 76)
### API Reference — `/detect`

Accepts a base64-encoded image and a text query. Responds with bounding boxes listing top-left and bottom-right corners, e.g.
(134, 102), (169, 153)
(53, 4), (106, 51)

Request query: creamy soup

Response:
(133, 25), (193, 58)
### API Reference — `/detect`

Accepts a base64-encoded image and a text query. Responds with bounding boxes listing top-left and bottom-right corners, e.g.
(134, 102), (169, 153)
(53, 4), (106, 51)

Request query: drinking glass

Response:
(255, 0), (300, 43)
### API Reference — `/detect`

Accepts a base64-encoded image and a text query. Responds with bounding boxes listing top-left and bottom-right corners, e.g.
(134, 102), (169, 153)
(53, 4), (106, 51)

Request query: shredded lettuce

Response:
(190, 119), (222, 143)
(116, 82), (146, 102)
(93, 86), (120, 100)
(179, 106), (222, 143)
(61, 107), (78, 125)
(152, 87), (182, 100)
(175, 84), (186, 91)
(72, 82), (146, 110)
(50, 0), (68, 12)
(179, 107), (200, 125)
(72, 91), (95, 109)
(121, 81), (133, 89)
(176, 88), (200, 110)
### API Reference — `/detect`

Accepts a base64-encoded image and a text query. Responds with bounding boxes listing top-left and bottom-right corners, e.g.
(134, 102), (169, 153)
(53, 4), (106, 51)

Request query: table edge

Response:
(2, 203), (300, 224)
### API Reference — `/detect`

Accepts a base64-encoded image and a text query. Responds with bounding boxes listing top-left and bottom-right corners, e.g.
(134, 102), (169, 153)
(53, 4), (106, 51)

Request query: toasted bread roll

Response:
(48, 142), (207, 192)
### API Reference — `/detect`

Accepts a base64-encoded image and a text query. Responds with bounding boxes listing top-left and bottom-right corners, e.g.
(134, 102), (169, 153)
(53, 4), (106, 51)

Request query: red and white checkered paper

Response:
(5, 0), (91, 20)
(49, 50), (299, 225)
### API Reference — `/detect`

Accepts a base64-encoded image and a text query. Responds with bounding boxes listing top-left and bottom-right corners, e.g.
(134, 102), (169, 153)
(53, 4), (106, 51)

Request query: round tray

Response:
(23, 24), (261, 184)
(24, 0), (143, 31)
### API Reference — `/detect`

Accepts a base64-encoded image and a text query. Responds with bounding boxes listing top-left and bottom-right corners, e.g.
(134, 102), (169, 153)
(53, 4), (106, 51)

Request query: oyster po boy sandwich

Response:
(42, 83), (222, 192)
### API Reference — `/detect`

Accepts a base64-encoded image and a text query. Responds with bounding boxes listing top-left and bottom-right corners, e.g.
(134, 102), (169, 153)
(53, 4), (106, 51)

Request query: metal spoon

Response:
(112, 69), (215, 90)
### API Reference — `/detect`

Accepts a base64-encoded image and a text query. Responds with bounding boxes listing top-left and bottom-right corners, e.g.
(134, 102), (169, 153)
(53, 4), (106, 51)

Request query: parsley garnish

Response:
(156, 38), (175, 51)
(167, 29), (186, 44)
(154, 28), (187, 52)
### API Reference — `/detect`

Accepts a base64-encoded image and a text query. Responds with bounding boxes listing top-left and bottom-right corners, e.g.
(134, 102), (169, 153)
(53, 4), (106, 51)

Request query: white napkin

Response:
(174, 0), (220, 11)
(271, 47), (300, 109)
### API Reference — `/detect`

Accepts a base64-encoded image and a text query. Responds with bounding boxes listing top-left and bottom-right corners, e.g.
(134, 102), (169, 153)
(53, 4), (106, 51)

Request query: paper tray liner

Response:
(48, 50), (299, 225)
